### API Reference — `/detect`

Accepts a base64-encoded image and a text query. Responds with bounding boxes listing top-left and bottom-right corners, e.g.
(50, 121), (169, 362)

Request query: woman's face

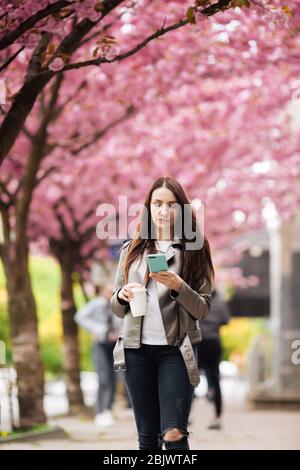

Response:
(150, 186), (178, 238)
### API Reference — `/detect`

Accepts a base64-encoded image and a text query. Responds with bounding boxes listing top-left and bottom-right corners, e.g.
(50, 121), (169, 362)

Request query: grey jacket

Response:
(110, 238), (213, 387)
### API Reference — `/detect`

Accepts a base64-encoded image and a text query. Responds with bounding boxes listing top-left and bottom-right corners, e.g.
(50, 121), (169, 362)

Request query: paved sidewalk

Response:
(1, 395), (300, 450)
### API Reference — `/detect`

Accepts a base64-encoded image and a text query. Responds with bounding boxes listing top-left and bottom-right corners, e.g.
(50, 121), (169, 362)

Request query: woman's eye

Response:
(152, 202), (177, 208)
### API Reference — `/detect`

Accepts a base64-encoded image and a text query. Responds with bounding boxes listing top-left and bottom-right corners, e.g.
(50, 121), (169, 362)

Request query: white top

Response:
(141, 240), (173, 345)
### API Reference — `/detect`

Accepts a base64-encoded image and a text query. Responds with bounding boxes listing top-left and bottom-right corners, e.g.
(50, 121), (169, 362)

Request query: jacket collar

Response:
(154, 237), (183, 261)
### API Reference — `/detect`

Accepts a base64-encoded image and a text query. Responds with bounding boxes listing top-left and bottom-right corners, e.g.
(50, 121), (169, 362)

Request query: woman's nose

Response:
(160, 204), (170, 214)
(160, 204), (169, 216)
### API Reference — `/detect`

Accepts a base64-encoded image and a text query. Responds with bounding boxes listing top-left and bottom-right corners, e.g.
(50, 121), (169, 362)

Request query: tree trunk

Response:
(2, 241), (46, 429)
(59, 250), (84, 412)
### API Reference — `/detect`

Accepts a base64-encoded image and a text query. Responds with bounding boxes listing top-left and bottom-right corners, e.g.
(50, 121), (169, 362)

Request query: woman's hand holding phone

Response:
(149, 271), (183, 293)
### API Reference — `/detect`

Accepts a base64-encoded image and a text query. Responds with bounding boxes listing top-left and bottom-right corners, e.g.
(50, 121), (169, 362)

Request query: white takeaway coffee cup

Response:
(129, 286), (147, 317)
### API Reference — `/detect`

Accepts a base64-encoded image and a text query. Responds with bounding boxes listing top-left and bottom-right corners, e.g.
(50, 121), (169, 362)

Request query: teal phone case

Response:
(146, 254), (168, 273)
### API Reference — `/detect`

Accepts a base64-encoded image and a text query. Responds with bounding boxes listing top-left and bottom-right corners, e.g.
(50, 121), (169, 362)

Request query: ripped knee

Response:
(163, 428), (185, 442)
(161, 428), (190, 450)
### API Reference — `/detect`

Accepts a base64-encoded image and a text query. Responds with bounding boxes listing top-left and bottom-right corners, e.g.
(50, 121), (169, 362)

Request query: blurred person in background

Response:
(75, 281), (122, 429)
(197, 288), (230, 430)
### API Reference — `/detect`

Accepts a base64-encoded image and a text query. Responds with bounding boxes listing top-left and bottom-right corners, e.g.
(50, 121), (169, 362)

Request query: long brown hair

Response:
(122, 176), (214, 291)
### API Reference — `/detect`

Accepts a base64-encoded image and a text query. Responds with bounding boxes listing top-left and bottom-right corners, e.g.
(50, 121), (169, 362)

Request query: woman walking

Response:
(110, 176), (214, 450)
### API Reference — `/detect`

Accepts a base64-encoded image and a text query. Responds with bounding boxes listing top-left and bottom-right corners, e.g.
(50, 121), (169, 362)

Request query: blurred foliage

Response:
(220, 317), (270, 373)
(0, 256), (93, 376)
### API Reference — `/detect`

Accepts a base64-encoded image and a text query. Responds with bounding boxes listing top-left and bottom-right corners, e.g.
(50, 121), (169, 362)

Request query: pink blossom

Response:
(48, 57), (65, 72)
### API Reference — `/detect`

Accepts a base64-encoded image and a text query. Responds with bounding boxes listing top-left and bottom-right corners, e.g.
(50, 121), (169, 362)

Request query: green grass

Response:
(0, 423), (51, 438)
(29, 256), (61, 322)
(0, 255), (61, 324)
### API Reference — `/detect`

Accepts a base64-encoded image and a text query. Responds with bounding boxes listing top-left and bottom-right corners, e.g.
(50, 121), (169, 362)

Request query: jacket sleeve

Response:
(170, 276), (213, 321)
(110, 244), (130, 319)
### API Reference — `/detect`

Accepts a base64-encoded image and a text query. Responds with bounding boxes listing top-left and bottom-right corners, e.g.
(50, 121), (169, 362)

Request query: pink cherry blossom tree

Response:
(0, 0), (236, 165)
(0, 0), (299, 428)
(0, 67), (136, 420)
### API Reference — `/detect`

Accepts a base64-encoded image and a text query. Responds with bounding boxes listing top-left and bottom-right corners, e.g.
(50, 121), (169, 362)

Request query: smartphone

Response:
(146, 253), (168, 273)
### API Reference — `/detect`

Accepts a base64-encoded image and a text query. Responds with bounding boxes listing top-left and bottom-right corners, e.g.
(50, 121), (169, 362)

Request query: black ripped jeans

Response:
(123, 344), (195, 450)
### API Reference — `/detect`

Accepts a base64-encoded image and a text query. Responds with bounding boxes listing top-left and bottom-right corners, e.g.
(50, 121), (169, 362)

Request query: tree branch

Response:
(49, 0), (232, 73)
(51, 79), (88, 121)
(35, 166), (58, 187)
(0, 40), (55, 165)
(54, 18), (189, 72)
(77, 1), (139, 49)
(15, 73), (64, 243)
(52, 0), (124, 62)
(22, 125), (35, 141)
(0, 1), (75, 52)
(0, 1), (124, 166)
(77, 23), (113, 49)
(72, 104), (135, 155)
(0, 180), (14, 203)
(52, 205), (69, 241)
(26, 32), (53, 82)
(0, 0), (230, 166)
(57, 196), (81, 239)
(0, 12), (8, 22)
(81, 224), (98, 244)
(80, 245), (100, 262)
(0, 204), (11, 247)
(0, 46), (25, 73)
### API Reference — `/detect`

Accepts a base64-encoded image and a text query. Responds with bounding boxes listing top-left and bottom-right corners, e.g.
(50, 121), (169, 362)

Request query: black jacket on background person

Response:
(199, 290), (230, 339)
